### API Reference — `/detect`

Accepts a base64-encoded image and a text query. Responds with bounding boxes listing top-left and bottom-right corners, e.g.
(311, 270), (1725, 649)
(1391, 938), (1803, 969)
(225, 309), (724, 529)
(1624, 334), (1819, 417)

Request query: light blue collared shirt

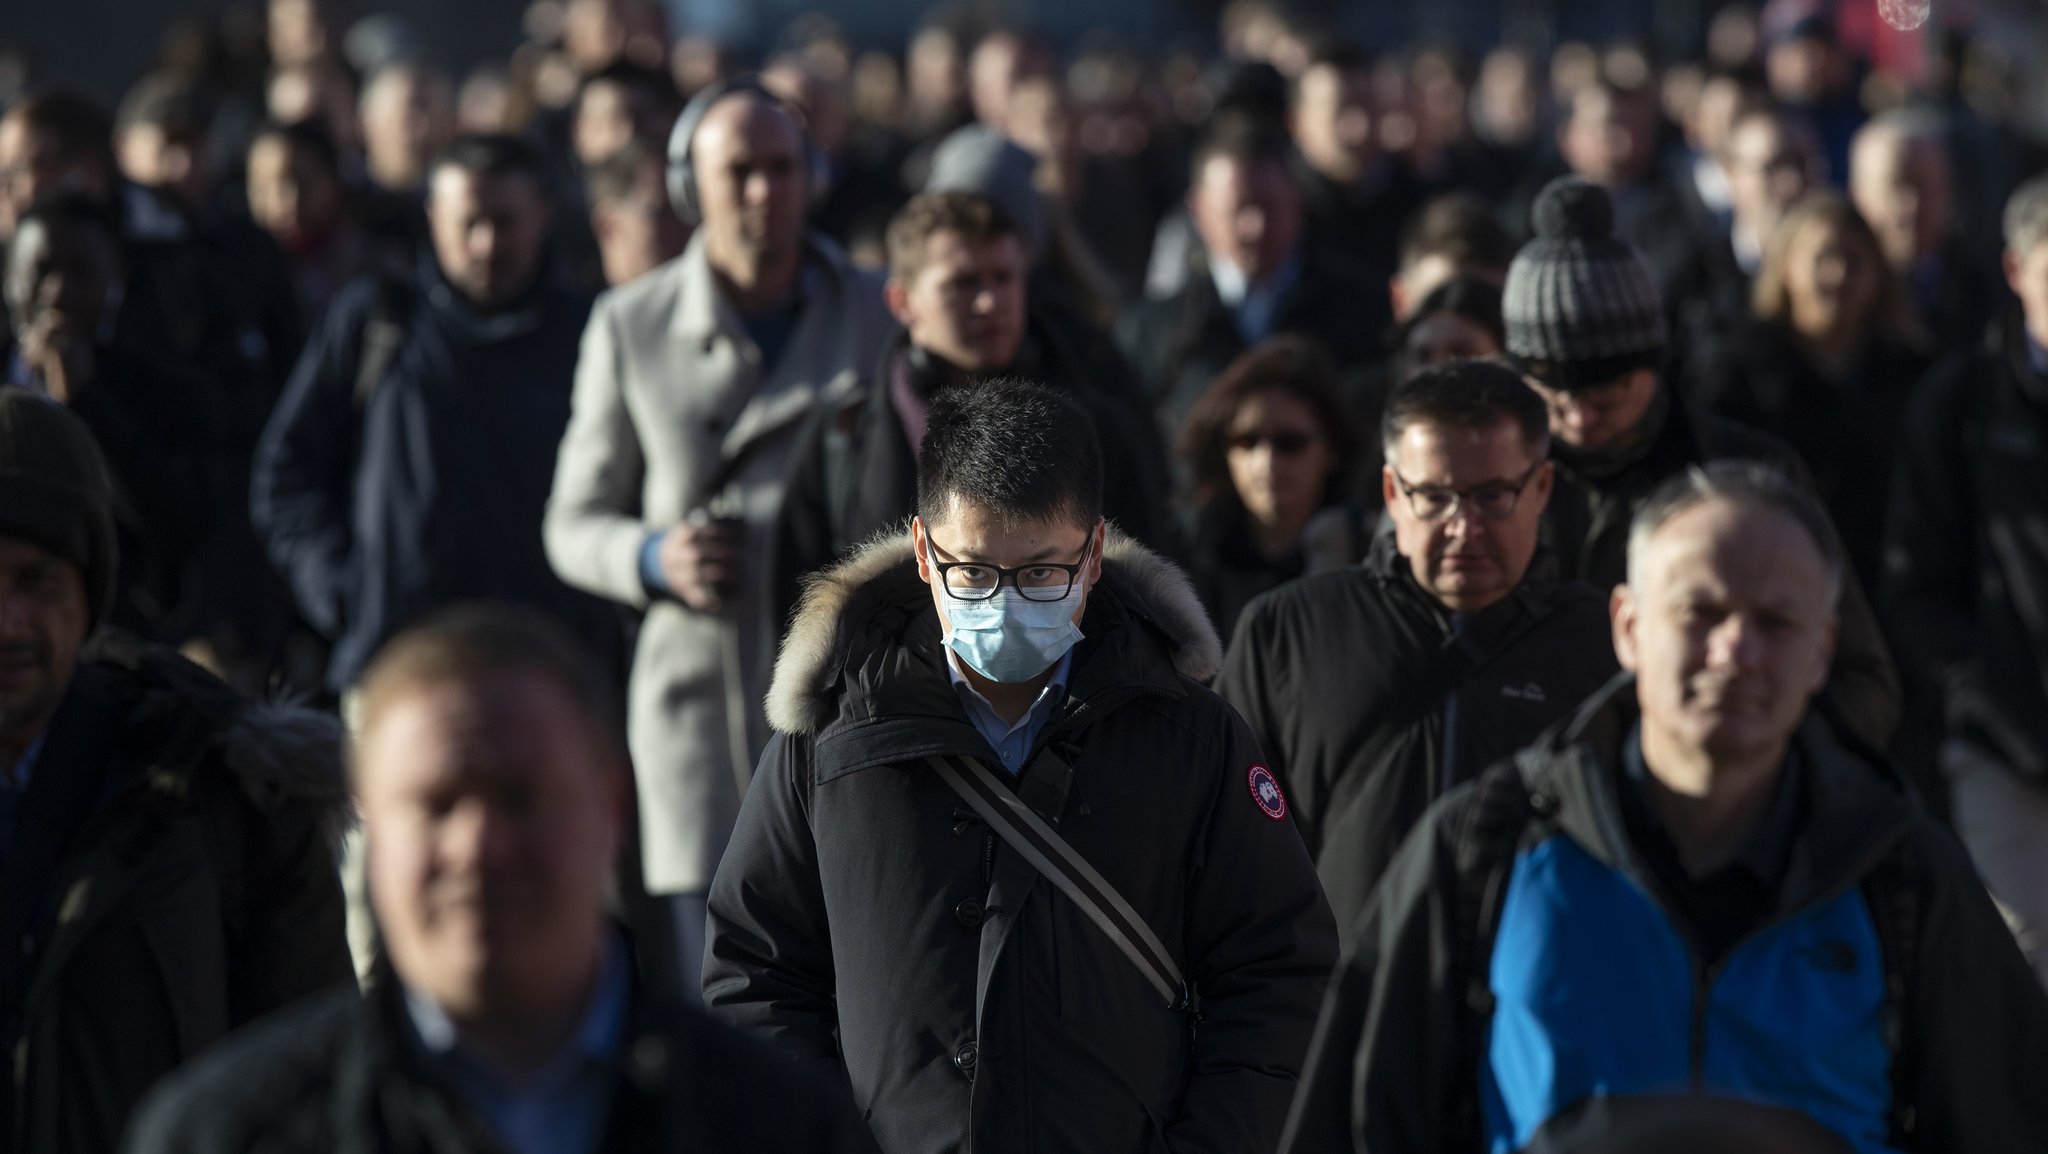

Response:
(947, 649), (1073, 774)
(1209, 252), (1303, 347)
(404, 937), (630, 1154)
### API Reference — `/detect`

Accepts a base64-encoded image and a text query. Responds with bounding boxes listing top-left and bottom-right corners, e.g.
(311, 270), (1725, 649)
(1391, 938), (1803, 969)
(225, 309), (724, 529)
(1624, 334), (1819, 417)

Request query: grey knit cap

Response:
(1503, 176), (1668, 389)
(0, 389), (118, 628)
(925, 126), (1047, 260)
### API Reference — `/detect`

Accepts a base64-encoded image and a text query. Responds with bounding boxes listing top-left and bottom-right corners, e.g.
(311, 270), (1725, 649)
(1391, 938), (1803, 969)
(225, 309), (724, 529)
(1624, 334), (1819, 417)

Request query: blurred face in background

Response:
(887, 228), (1026, 373)
(2006, 238), (2048, 355)
(1781, 214), (1880, 340)
(691, 94), (808, 287)
(247, 130), (346, 252)
(1226, 387), (1334, 536)
(361, 65), (456, 192)
(116, 122), (213, 211)
(1850, 129), (1951, 271)
(426, 165), (552, 311)
(1189, 152), (1301, 285)
(1559, 84), (1657, 188)
(1291, 61), (1377, 185)
(1725, 113), (1814, 245)
(762, 57), (852, 161)
(969, 31), (1048, 132)
(590, 155), (686, 286)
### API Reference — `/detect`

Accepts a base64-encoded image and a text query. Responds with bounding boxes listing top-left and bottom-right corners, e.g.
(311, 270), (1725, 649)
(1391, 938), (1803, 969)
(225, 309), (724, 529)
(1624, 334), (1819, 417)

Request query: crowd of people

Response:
(1, 0), (2047, 1150)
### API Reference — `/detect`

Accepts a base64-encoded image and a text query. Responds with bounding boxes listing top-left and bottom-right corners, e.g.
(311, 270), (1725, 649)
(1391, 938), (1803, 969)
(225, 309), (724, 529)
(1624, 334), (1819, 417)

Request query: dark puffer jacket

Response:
(705, 529), (1338, 1154)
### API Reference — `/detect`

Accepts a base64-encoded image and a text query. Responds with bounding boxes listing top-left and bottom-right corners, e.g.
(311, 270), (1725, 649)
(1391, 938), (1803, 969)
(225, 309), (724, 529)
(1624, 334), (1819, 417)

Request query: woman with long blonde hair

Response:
(1698, 189), (1931, 588)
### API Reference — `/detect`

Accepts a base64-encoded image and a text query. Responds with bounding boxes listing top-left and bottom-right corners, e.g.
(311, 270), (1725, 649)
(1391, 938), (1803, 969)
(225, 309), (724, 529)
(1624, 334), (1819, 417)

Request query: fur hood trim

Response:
(766, 524), (1221, 736)
(222, 702), (355, 851)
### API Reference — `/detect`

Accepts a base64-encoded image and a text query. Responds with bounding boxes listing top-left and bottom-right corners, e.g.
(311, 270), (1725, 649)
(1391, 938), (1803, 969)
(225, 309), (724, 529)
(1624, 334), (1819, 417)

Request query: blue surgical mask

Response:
(944, 586), (1085, 683)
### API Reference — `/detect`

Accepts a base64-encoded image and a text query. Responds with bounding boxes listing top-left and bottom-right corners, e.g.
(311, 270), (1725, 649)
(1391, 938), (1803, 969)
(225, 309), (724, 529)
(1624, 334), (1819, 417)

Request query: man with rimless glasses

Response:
(1219, 362), (1618, 930)
(704, 377), (1337, 1154)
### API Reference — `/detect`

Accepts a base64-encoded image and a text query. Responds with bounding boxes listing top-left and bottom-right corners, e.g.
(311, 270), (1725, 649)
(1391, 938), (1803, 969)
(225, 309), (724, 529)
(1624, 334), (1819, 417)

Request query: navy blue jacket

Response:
(252, 256), (618, 688)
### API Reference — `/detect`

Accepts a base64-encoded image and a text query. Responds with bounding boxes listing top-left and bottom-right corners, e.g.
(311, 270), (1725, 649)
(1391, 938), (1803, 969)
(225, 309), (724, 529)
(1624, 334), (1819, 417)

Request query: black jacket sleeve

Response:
(1166, 703), (1339, 1154)
(702, 731), (847, 1080)
(1878, 359), (1978, 697)
(1282, 794), (1475, 1154)
(249, 288), (367, 639)
(1213, 597), (1320, 856)
(1901, 819), (2048, 1152)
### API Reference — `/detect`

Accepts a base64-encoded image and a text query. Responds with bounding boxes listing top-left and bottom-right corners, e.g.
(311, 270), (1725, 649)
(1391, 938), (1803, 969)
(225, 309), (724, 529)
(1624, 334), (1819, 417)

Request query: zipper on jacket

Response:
(1690, 958), (1720, 1090)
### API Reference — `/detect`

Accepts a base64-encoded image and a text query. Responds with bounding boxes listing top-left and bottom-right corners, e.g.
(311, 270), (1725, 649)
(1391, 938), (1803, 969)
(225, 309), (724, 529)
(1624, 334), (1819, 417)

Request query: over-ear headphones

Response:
(665, 74), (826, 228)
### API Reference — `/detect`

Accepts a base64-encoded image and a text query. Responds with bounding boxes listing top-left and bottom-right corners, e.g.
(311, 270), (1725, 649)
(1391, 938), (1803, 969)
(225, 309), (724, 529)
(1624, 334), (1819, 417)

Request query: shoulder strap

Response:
(1862, 837), (1923, 1148)
(926, 754), (1190, 1011)
(1445, 760), (1540, 1149)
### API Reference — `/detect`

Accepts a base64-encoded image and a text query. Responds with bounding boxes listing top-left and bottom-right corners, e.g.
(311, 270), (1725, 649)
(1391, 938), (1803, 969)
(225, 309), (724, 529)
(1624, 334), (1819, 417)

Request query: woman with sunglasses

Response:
(1176, 336), (1368, 639)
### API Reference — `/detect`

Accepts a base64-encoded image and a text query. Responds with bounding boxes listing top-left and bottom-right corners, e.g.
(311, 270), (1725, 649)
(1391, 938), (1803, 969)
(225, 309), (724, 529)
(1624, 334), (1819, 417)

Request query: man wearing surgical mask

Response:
(705, 377), (1337, 1154)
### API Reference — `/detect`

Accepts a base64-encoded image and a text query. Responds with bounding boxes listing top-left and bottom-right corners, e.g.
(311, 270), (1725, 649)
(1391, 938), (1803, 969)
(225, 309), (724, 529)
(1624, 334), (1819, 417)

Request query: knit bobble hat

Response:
(1503, 176), (1668, 389)
(0, 389), (118, 628)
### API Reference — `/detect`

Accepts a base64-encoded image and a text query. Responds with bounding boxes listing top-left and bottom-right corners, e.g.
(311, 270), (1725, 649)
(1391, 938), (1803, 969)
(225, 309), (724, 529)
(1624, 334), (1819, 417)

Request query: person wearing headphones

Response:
(544, 77), (892, 1000)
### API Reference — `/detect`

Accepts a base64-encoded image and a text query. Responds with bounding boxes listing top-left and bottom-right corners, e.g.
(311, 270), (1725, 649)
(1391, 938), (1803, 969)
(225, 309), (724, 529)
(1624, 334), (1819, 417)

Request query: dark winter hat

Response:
(0, 389), (118, 627)
(1503, 176), (1668, 390)
(925, 126), (1047, 260)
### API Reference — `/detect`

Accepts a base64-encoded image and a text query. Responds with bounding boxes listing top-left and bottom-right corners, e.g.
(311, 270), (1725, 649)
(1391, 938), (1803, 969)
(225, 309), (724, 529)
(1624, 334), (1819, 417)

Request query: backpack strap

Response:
(1444, 759), (1542, 1150)
(1862, 838), (1923, 1148)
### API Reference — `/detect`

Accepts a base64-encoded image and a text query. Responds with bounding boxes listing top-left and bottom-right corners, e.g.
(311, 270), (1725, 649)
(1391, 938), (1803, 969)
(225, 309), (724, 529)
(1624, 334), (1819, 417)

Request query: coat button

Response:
(953, 1040), (978, 1078)
(954, 900), (985, 929)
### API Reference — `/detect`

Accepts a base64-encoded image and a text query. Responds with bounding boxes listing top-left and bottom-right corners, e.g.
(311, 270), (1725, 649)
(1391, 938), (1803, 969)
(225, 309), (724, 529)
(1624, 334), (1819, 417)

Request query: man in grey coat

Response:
(544, 79), (891, 998)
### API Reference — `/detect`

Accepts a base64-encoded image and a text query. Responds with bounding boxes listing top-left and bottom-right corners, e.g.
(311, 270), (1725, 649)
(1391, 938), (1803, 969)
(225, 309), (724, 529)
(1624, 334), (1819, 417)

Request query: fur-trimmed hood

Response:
(766, 524), (1222, 736)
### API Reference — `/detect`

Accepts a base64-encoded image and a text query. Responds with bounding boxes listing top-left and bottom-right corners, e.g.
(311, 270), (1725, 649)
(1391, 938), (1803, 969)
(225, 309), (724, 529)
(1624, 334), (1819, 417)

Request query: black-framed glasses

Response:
(1392, 460), (1545, 523)
(927, 536), (1095, 602)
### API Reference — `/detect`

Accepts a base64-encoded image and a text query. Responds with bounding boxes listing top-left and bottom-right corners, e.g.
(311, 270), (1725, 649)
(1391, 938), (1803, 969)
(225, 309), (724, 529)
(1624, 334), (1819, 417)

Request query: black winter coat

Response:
(705, 529), (1339, 1154)
(0, 634), (351, 1154)
(122, 961), (873, 1154)
(1216, 537), (1617, 930)
(250, 254), (622, 689)
(1282, 677), (2048, 1154)
(1700, 322), (1930, 591)
(1543, 396), (1901, 750)
(1115, 252), (1390, 441)
(1883, 320), (2048, 782)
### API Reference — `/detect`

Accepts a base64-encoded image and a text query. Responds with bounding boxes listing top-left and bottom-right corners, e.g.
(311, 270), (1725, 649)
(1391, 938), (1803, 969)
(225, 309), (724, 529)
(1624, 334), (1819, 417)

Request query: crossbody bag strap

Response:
(926, 754), (1189, 1010)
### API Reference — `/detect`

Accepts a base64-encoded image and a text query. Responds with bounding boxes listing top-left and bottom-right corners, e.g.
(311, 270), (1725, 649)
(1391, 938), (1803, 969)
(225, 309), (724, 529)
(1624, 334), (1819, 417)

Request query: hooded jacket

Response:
(704, 528), (1338, 1154)
(1282, 678), (2048, 1154)
(0, 632), (352, 1154)
(1216, 537), (1617, 930)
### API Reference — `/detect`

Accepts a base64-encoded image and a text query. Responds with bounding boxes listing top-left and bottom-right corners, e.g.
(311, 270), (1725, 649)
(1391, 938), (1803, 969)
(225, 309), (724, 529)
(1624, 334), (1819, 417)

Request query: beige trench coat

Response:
(545, 232), (890, 893)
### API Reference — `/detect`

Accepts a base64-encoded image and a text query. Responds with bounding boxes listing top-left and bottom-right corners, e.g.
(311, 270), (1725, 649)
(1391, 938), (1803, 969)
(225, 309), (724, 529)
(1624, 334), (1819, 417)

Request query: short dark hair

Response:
(355, 602), (625, 768)
(886, 190), (1018, 283)
(1179, 335), (1357, 509)
(917, 378), (1103, 530)
(1190, 113), (1293, 185)
(1381, 360), (1550, 460)
(115, 71), (214, 139)
(249, 119), (344, 180)
(583, 135), (662, 207)
(1397, 193), (1514, 278)
(1293, 37), (1371, 105)
(3, 89), (117, 180)
(578, 61), (682, 119)
(430, 132), (548, 189)
(1393, 276), (1505, 358)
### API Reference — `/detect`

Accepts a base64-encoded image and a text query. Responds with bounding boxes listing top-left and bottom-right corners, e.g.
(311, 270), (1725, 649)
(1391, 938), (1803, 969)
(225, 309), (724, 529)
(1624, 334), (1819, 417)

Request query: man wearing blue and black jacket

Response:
(1283, 462), (2048, 1154)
